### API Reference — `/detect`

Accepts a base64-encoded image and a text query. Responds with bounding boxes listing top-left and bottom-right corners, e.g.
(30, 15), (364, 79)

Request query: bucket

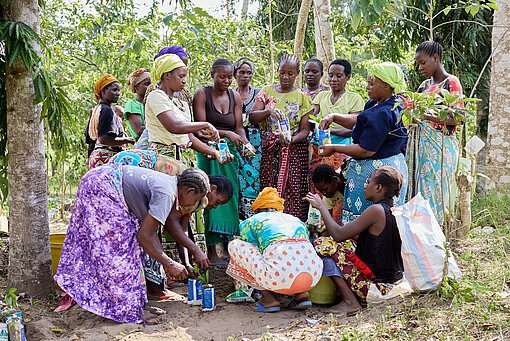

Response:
(308, 276), (336, 305)
(50, 232), (66, 290)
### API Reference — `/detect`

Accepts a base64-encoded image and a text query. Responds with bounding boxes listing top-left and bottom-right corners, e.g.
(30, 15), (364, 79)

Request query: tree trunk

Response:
(313, 0), (335, 83)
(241, 0), (249, 21)
(5, 0), (54, 296)
(294, 0), (313, 88)
(486, 1), (510, 189)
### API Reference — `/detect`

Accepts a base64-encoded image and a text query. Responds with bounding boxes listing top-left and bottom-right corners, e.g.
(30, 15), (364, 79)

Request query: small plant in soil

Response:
(193, 264), (210, 286)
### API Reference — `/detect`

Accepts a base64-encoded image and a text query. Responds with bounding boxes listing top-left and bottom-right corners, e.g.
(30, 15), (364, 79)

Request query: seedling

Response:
(193, 264), (209, 285)
(4, 288), (18, 309)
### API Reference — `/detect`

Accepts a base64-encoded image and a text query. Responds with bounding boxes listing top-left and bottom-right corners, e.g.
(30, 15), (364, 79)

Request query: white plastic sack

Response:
(392, 193), (461, 292)
(366, 278), (413, 304)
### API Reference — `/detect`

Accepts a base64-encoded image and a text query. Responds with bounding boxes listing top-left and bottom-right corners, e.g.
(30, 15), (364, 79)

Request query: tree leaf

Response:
(372, 0), (386, 15)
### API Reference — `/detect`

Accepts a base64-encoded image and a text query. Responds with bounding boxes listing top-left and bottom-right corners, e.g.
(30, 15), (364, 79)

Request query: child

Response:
(304, 166), (404, 314)
(311, 164), (346, 224)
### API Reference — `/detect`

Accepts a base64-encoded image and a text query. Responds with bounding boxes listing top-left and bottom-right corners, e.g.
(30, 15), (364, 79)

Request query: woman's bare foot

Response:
(142, 309), (163, 325)
(326, 299), (362, 314)
(207, 245), (226, 265)
(294, 292), (310, 303)
(145, 306), (166, 316)
(249, 290), (280, 310)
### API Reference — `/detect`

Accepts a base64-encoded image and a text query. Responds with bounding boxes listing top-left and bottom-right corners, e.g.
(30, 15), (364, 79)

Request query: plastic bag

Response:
(392, 193), (461, 292)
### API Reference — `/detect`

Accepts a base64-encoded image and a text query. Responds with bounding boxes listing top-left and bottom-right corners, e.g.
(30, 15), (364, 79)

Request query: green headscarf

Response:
(151, 53), (186, 85)
(370, 62), (406, 94)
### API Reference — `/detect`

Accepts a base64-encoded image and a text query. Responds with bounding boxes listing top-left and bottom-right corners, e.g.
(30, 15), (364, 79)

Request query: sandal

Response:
(247, 302), (280, 313)
(54, 294), (77, 312)
(288, 300), (312, 310)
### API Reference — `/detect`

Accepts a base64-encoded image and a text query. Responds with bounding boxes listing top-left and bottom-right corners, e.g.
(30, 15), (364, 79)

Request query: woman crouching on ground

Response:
(54, 165), (210, 324)
(227, 187), (323, 312)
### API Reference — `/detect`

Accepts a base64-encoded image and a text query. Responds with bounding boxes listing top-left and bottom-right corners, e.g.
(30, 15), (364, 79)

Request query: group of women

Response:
(60, 33), (463, 323)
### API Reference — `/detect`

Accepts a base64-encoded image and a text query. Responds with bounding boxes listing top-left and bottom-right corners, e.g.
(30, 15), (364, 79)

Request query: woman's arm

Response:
(137, 214), (188, 280)
(423, 113), (459, 126)
(330, 128), (352, 138)
(98, 134), (134, 146)
(320, 113), (359, 130)
(249, 99), (272, 124)
(319, 143), (375, 159)
(291, 110), (313, 145)
(126, 112), (145, 137)
(157, 110), (216, 136)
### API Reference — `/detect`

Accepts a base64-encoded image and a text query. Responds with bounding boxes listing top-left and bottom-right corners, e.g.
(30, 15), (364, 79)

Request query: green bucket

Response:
(308, 276), (336, 305)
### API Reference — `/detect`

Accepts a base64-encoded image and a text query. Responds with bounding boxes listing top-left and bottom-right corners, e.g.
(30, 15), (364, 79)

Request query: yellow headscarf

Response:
(94, 74), (118, 101)
(127, 68), (150, 92)
(369, 62), (406, 94)
(252, 187), (285, 212)
(151, 54), (186, 85)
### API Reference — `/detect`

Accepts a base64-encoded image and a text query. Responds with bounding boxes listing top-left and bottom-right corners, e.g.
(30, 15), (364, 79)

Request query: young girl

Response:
(305, 166), (404, 313)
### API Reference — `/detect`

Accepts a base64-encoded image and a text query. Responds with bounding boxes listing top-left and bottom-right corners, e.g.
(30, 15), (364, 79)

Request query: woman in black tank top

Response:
(193, 58), (248, 265)
(305, 166), (405, 314)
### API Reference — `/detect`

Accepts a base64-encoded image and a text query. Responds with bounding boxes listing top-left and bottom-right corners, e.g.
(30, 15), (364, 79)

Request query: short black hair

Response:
(209, 175), (233, 199)
(373, 166), (403, 199)
(312, 164), (340, 184)
(329, 59), (352, 76)
(211, 58), (233, 73)
(305, 58), (324, 73)
(416, 32), (444, 61)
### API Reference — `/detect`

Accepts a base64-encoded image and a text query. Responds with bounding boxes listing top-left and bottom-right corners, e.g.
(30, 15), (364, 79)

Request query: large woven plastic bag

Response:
(392, 193), (461, 292)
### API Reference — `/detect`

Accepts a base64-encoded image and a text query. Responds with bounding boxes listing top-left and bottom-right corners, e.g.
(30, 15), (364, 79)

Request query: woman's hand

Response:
(269, 108), (286, 121)
(304, 192), (325, 210)
(193, 248), (210, 270)
(185, 263), (196, 278)
(319, 114), (334, 130)
(215, 150), (234, 165)
(197, 123), (220, 142)
(279, 131), (291, 146)
(163, 259), (188, 281)
(226, 131), (248, 149)
(318, 144), (335, 157)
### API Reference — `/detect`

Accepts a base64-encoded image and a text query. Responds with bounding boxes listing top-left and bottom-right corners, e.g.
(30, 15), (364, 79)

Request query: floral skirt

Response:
(227, 238), (322, 294)
(54, 164), (147, 323)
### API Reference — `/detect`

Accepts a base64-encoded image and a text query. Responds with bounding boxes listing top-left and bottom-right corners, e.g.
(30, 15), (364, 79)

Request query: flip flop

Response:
(247, 302), (280, 313)
(211, 260), (228, 266)
(54, 294), (77, 312)
(223, 256), (231, 261)
(288, 300), (312, 310)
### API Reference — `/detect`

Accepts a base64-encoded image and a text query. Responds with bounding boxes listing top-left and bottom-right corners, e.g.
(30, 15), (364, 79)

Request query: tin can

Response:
(316, 129), (331, 146)
(0, 323), (8, 341)
(218, 138), (229, 162)
(5, 312), (26, 341)
(278, 118), (292, 142)
(187, 279), (203, 306)
(202, 285), (216, 311)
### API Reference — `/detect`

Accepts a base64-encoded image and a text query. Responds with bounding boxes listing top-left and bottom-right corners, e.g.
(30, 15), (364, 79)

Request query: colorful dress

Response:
(406, 75), (463, 227)
(237, 86), (261, 219)
(343, 95), (408, 223)
(255, 85), (314, 222)
(124, 99), (145, 139)
(227, 212), (322, 294)
(304, 84), (330, 99)
(197, 86), (241, 245)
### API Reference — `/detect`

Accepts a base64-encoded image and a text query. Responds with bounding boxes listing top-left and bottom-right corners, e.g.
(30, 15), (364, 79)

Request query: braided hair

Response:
(211, 58), (233, 73)
(373, 166), (403, 199)
(416, 32), (443, 61)
(177, 168), (210, 194)
(305, 58), (324, 73)
(279, 54), (300, 71)
(209, 175), (233, 198)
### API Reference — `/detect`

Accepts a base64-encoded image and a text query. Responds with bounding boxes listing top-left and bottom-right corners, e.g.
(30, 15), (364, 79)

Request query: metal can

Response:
(187, 279), (203, 306)
(202, 285), (216, 311)
(278, 118), (292, 142)
(218, 138), (229, 162)
(0, 323), (8, 341)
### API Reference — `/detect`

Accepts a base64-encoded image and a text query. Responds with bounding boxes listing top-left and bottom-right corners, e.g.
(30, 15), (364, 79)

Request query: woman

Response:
(302, 58), (330, 98)
(85, 74), (134, 168)
(309, 59), (364, 215)
(55, 166), (210, 324)
(234, 57), (261, 219)
(407, 35), (464, 226)
(136, 46), (192, 150)
(227, 187), (322, 312)
(194, 58), (248, 265)
(250, 54), (313, 222)
(319, 62), (408, 223)
(125, 68), (151, 139)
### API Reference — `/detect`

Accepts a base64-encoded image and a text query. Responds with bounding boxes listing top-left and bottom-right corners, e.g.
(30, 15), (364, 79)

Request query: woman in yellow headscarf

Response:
(85, 74), (135, 169)
(226, 187), (323, 312)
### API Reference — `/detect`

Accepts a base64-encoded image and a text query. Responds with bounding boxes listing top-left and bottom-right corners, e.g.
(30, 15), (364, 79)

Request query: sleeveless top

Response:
(204, 86), (235, 131)
(355, 198), (404, 283)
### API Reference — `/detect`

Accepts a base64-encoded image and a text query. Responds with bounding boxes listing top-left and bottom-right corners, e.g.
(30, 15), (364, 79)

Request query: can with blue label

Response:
(5, 312), (26, 341)
(202, 285), (216, 311)
(187, 279), (203, 306)
(316, 129), (331, 146)
(278, 118), (292, 143)
(0, 323), (8, 341)
(218, 138), (229, 162)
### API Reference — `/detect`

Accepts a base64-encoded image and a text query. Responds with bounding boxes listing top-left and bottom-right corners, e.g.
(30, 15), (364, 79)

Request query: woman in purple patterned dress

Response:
(54, 165), (210, 324)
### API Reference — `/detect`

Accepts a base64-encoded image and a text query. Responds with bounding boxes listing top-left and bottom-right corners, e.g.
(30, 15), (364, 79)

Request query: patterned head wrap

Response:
(150, 54), (186, 85)
(154, 46), (188, 60)
(252, 187), (285, 212)
(94, 74), (118, 101)
(233, 57), (254, 76)
(127, 68), (150, 93)
(369, 62), (406, 94)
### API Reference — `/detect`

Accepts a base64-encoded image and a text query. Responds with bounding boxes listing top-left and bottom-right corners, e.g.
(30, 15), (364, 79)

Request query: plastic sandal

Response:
(288, 300), (312, 310)
(247, 301), (280, 313)
(54, 294), (77, 312)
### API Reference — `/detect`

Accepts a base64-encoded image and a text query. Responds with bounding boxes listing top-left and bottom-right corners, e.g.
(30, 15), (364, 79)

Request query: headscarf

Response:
(127, 68), (150, 93)
(369, 62), (406, 94)
(251, 187), (285, 212)
(154, 46), (188, 60)
(150, 54), (186, 85)
(233, 57), (254, 76)
(94, 74), (118, 101)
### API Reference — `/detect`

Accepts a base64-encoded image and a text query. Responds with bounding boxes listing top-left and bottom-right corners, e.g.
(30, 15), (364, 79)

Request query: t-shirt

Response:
(254, 85), (313, 134)
(124, 99), (145, 138)
(323, 191), (343, 210)
(312, 90), (364, 130)
(240, 212), (309, 252)
(121, 165), (177, 225)
(351, 95), (407, 160)
(84, 103), (125, 148)
(145, 89), (191, 146)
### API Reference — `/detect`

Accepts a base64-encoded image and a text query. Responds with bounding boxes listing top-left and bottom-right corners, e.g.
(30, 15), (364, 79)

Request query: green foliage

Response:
(193, 264), (209, 285)
(4, 287), (18, 309)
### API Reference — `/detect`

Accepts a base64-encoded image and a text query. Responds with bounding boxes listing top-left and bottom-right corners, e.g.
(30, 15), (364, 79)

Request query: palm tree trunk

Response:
(5, 0), (54, 296)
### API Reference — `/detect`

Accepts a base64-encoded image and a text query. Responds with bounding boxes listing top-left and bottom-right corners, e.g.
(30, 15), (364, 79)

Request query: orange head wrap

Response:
(251, 187), (285, 212)
(94, 74), (118, 101)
